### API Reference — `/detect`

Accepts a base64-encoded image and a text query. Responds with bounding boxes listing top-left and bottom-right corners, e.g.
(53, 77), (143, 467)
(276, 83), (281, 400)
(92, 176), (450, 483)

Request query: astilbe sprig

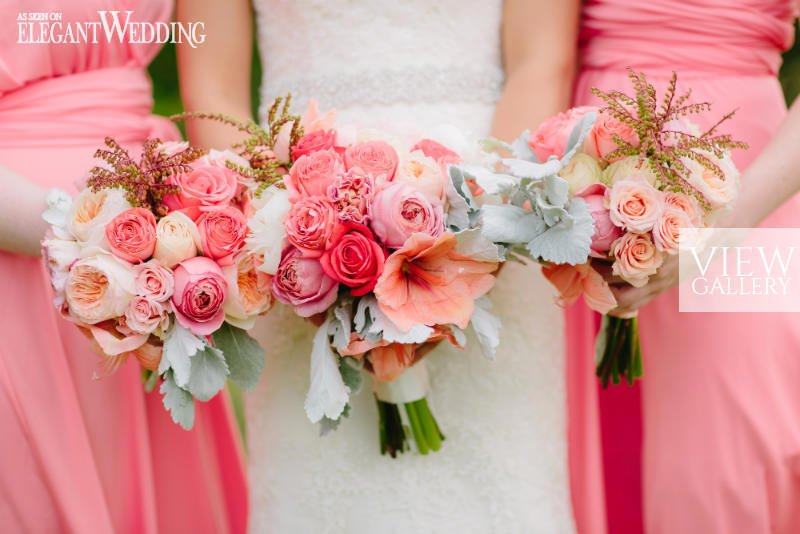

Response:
(171, 94), (304, 195)
(591, 69), (748, 209)
(87, 137), (206, 216)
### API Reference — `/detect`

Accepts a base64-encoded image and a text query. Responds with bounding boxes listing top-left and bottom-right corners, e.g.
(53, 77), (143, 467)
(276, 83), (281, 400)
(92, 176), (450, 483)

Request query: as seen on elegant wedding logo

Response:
(678, 228), (799, 312)
(16, 10), (206, 48)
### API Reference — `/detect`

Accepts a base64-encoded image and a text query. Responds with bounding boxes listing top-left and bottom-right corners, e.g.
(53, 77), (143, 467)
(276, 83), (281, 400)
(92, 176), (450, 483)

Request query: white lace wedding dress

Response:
(247, 1), (576, 533)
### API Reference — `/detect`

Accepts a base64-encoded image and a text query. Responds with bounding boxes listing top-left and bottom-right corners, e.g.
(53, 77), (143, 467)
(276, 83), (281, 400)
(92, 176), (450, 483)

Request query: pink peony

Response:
(575, 184), (623, 258)
(327, 167), (375, 224)
(271, 246), (339, 317)
(132, 260), (174, 302)
(608, 176), (662, 233)
(104, 208), (157, 263)
(344, 141), (399, 181)
(611, 232), (664, 288)
(292, 129), (338, 160)
(284, 196), (342, 257)
(162, 162), (239, 212)
(320, 223), (385, 297)
(285, 149), (344, 201)
(369, 183), (445, 249)
(171, 256), (228, 335)
(584, 110), (640, 161)
(196, 206), (248, 266)
(528, 106), (597, 161)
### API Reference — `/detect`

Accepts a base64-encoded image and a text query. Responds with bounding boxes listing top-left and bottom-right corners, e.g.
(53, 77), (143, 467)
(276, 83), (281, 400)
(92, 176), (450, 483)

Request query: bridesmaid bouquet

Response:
(457, 70), (746, 386)
(184, 97), (505, 456)
(41, 138), (269, 429)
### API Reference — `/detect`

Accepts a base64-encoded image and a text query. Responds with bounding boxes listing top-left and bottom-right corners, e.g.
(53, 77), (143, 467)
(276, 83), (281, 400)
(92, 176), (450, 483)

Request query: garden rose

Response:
(608, 176), (662, 232)
(223, 253), (273, 329)
(292, 129), (337, 160)
(663, 191), (703, 227)
(171, 256), (228, 335)
(285, 149), (343, 201)
(369, 183), (445, 249)
(66, 255), (136, 324)
(397, 151), (448, 203)
(611, 232), (664, 287)
(284, 196), (341, 257)
(327, 167), (375, 224)
(344, 141), (399, 181)
(162, 162), (239, 212)
(124, 296), (168, 335)
(528, 106), (596, 161)
(132, 260), (174, 302)
(559, 153), (603, 195)
(196, 206), (248, 265)
(247, 187), (292, 275)
(585, 111), (640, 161)
(653, 207), (692, 254)
(67, 188), (131, 248)
(575, 184), (623, 258)
(104, 208), (157, 263)
(153, 211), (200, 268)
(271, 246), (339, 317)
(320, 223), (385, 296)
(683, 150), (739, 212)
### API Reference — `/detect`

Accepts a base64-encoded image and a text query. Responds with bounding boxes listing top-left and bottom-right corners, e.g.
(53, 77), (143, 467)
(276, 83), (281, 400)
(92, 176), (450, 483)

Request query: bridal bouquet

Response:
(41, 138), (268, 429)
(456, 70), (746, 386)
(190, 97), (504, 456)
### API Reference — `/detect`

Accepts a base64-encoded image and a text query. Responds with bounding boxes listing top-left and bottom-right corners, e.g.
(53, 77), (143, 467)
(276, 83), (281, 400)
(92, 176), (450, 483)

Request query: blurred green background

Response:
(148, 21), (800, 442)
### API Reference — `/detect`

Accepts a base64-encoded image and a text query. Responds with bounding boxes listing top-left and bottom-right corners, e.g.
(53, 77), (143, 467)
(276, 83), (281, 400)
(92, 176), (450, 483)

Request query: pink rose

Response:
(132, 260), (174, 302)
(327, 167), (375, 224)
(124, 296), (168, 335)
(528, 106), (597, 161)
(663, 192), (703, 227)
(609, 176), (662, 233)
(585, 111), (640, 161)
(162, 162), (239, 212)
(653, 208), (692, 255)
(344, 141), (399, 181)
(611, 232), (664, 288)
(292, 129), (338, 160)
(271, 246), (339, 317)
(369, 183), (445, 249)
(284, 196), (342, 257)
(171, 256), (228, 335)
(575, 184), (623, 258)
(410, 139), (461, 165)
(285, 149), (343, 202)
(197, 206), (248, 266)
(320, 223), (385, 297)
(104, 208), (157, 263)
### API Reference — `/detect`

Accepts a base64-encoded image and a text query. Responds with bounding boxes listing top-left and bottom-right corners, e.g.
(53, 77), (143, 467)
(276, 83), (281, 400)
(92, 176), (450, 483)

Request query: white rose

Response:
(67, 188), (132, 248)
(42, 237), (81, 307)
(603, 156), (658, 186)
(153, 211), (200, 268)
(246, 186), (291, 275)
(397, 151), (447, 203)
(66, 255), (136, 324)
(682, 150), (739, 218)
(559, 153), (603, 194)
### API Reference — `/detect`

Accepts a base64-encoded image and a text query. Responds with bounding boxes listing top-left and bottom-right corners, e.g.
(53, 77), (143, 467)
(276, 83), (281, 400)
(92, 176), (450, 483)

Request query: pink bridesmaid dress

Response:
(0, 2), (247, 533)
(568, 1), (800, 533)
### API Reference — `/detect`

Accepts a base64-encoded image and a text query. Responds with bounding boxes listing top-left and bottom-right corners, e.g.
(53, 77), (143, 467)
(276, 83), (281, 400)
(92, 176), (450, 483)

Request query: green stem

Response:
(412, 399), (442, 452)
(405, 401), (429, 455)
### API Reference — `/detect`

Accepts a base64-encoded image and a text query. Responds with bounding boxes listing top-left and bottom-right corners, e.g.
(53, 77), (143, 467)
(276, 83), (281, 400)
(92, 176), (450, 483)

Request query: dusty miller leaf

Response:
(211, 322), (265, 392)
(160, 370), (195, 430)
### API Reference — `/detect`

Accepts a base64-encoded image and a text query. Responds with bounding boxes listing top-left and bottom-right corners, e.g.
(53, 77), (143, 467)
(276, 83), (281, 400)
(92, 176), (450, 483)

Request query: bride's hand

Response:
(596, 255), (679, 317)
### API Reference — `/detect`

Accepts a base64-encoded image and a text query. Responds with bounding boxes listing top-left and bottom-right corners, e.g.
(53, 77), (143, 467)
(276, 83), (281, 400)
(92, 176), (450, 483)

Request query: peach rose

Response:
(653, 207), (692, 255)
(162, 161), (239, 212)
(559, 153), (603, 195)
(124, 296), (169, 335)
(284, 196), (341, 258)
(528, 106), (597, 161)
(603, 156), (658, 186)
(682, 150), (739, 212)
(153, 211), (200, 268)
(663, 192), (703, 227)
(344, 141), (399, 181)
(285, 149), (344, 201)
(608, 176), (662, 233)
(104, 208), (157, 263)
(396, 151), (447, 203)
(66, 255), (136, 324)
(222, 253), (273, 328)
(171, 256), (228, 335)
(196, 206), (248, 266)
(132, 260), (174, 302)
(585, 111), (640, 161)
(611, 232), (664, 287)
(67, 188), (132, 248)
(369, 183), (445, 249)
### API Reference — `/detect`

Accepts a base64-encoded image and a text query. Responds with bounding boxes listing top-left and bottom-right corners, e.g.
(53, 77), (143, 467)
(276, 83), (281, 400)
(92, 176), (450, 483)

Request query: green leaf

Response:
(319, 403), (351, 437)
(186, 345), (230, 402)
(480, 204), (545, 244)
(159, 322), (205, 388)
(160, 370), (195, 430)
(211, 322), (266, 392)
(339, 356), (363, 395)
(455, 228), (503, 262)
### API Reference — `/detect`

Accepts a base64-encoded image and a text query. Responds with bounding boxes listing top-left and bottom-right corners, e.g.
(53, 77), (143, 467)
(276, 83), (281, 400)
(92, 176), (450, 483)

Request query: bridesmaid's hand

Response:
(597, 255), (679, 317)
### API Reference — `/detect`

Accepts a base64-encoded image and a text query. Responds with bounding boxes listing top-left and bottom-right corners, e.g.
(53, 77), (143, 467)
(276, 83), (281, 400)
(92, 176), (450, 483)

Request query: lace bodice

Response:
(247, 2), (576, 533)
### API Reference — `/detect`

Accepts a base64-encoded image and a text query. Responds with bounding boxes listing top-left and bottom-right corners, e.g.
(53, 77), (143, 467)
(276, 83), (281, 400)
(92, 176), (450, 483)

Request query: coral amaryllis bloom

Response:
(374, 232), (497, 331)
(541, 262), (617, 315)
(368, 343), (416, 382)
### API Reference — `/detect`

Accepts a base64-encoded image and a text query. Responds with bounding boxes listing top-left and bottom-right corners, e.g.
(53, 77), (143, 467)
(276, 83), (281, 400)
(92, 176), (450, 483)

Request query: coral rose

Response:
(67, 188), (132, 249)
(528, 106), (597, 161)
(344, 141), (399, 181)
(284, 196), (341, 257)
(369, 183), (445, 249)
(285, 149), (343, 201)
(320, 223), (385, 297)
(196, 206), (248, 266)
(171, 256), (228, 335)
(104, 208), (157, 263)
(611, 232), (664, 288)
(292, 129), (338, 160)
(585, 111), (640, 161)
(271, 246), (339, 317)
(608, 176), (662, 233)
(162, 162), (239, 212)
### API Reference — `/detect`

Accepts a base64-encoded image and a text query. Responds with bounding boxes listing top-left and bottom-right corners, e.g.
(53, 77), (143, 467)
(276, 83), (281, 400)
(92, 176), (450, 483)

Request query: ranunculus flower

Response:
(67, 188), (132, 248)
(611, 232), (664, 287)
(603, 156), (658, 186)
(374, 232), (497, 331)
(320, 223), (385, 296)
(559, 153), (604, 195)
(609, 176), (662, 233)
(682, 150), (739, 212)
(162, 162), (239, 212)
(222, 253), (273, 329)
(369, 183), (445, 249)
(292, 129), (337, 160)
(153, 211), (200, 268)
(575, 184), (623, 258)
(528, 106), (597, 161)
(653, 207), (692, 255)
(271, 246), (339, 317)
(171, 256), (228, 335)
(104, 208), (157, 263)
(247, 187), (292, 275)
(285, 149), (343, 201)
(196, 206), (248, 266)
(132, 260), (174, 302)
(585, 110), (640, 161)
(396, 151), (448, 203)
(42, 236), (81, 307)
(124, 296), (168, 335)
(542, 262), (617, 314)
(344, 141), (399, 181)
(66, 255), (136, 324)
(327, 167), (375, 224)
(284, 196), (341, 257)
(663, 191), (703, 227)
(410, 139), (461, 165)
